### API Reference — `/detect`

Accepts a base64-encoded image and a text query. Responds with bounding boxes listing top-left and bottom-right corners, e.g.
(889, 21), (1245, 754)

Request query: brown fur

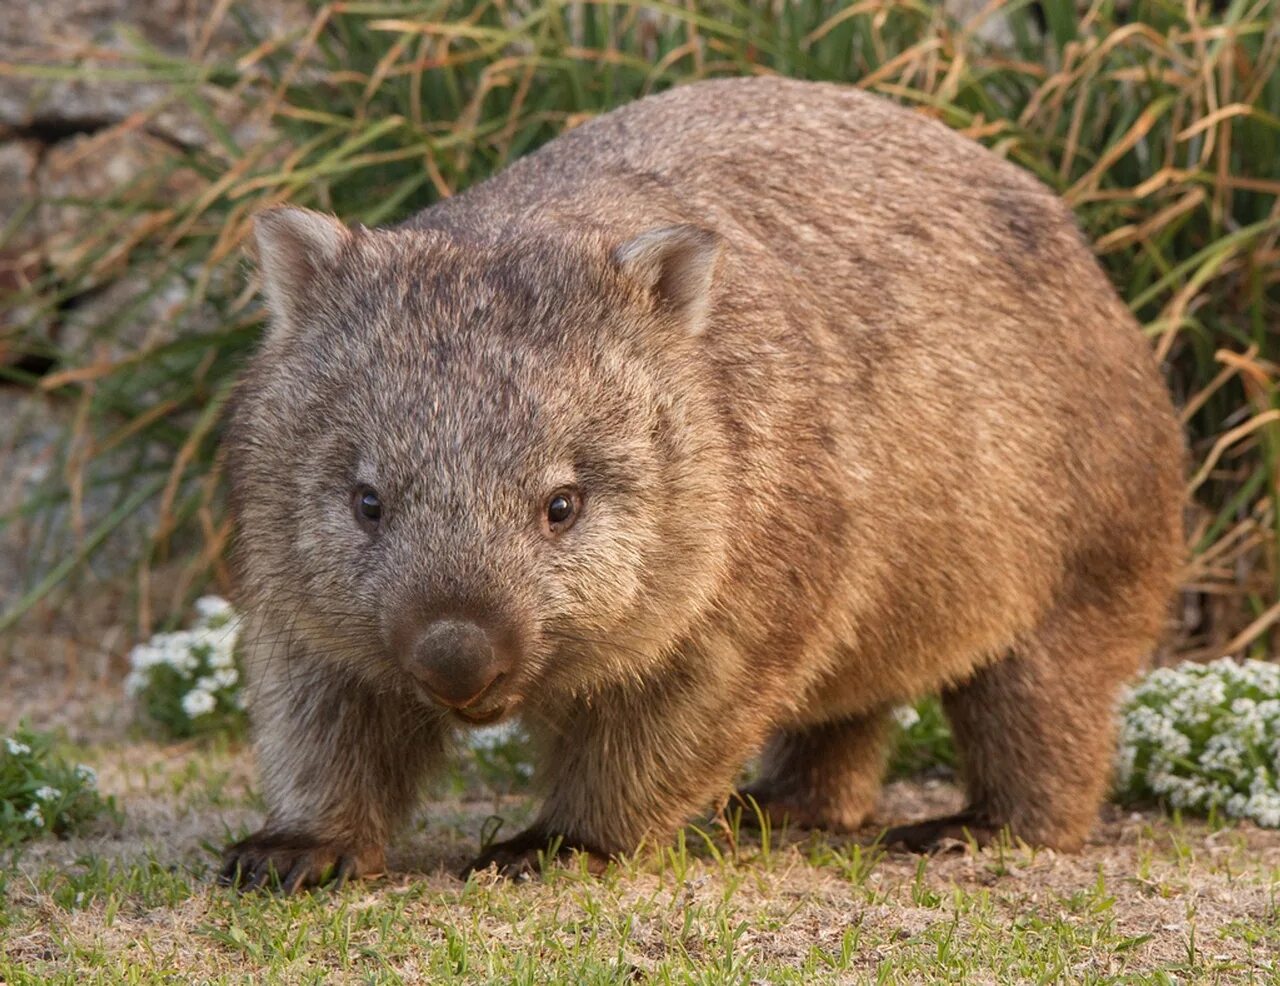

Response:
(221, 77), (1184, 889)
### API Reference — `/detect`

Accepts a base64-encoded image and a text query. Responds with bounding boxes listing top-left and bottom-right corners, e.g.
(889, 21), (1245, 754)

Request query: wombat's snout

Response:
(408, 619), (512, 710)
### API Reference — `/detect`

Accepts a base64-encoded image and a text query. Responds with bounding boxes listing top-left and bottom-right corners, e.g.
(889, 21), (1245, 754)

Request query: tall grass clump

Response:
(1, 0), (1277, 656)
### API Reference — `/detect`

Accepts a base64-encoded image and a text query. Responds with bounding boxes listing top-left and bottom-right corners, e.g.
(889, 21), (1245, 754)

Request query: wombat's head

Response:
(227, 207), (730, 725)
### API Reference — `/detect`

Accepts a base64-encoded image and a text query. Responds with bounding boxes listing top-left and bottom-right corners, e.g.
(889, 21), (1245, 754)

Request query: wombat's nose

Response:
(410, 619), (509, 709)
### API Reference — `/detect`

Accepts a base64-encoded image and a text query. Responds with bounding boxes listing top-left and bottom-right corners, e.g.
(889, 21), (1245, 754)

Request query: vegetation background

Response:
(1, 0), (1278, 667)
(3, 4), (1280, 981)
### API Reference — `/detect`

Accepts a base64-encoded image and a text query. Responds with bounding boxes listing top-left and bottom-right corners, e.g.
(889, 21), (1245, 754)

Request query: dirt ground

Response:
(4, 629), (1280, 983)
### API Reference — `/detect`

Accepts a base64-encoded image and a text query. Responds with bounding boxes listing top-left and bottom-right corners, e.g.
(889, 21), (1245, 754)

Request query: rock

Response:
(0, 0), (308, 141)
(0, 140), (46, 345)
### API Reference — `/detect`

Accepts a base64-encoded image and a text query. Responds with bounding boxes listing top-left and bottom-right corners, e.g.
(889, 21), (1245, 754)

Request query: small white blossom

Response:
(34, 785), (61, 802)
(127, 642), (161, 670)
(4, 737), (32, 757)
(468, 722), (522, 751)
(75, 764), (97, 784)
(893, 706), (921, 730)
(181, 689), (217, 718)
(195, 596), (234, 622)
(23, 804), (44, 827)
(1198, 734), (1245, 775)
(206, 636), (238, 670)
(124, 669), (149, 696)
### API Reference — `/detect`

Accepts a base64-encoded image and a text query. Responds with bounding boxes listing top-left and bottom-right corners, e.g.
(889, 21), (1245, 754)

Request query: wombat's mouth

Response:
(452, 703), (511, 727)
(405, 673), (518, 725)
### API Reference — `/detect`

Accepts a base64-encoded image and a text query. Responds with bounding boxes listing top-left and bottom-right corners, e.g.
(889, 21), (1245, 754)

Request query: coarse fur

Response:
(221, 76), (1184, 889)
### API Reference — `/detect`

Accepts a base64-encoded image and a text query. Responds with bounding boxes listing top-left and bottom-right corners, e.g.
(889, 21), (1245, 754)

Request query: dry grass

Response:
(3, 736), (1280, 983)
(1, 650), (1279, 983)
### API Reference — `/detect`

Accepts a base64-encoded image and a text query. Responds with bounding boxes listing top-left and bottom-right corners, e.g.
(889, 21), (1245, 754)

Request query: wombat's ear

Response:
(614, 225), (720, 336)
(252, 206), (350, 331)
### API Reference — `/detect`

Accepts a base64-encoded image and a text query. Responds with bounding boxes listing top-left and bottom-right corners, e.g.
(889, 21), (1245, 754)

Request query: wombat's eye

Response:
(353, 486), (382, 530)
(543, 488), (580, 536)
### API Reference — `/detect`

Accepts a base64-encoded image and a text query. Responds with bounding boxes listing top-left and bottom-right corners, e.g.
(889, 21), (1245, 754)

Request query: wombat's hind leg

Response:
(880, 810), (1002, 852)
(736, 708), (892, 832)
(885, 616), (1143, 853)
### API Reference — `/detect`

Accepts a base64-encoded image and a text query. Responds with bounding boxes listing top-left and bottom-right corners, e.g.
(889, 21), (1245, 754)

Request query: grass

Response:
(2, 740), (1280, 983)
(0, 725), (113, 850)
(0, 0), (1278, 656)
(3, 649), (1278, 982)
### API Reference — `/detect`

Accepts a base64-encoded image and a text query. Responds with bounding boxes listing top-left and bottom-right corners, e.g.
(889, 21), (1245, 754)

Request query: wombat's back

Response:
(415, 77), (1182, 702)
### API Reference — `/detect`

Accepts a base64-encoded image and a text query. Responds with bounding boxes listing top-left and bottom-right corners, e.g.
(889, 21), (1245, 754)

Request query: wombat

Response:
(220, 76), (1183, 891)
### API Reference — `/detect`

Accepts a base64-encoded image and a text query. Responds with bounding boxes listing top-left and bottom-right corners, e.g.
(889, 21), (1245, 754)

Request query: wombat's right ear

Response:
(614, 225), (720, 336)
(252, 206), (350, 332)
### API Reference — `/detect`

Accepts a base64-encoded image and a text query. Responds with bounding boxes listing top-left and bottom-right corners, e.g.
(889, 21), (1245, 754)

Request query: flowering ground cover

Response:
(0, 727), (111, 850)
(2, 737), (1279, 983)
(1116, 659), (1280, 829)
(124, 597), (244, 739)
(5, 603), (1280, 981)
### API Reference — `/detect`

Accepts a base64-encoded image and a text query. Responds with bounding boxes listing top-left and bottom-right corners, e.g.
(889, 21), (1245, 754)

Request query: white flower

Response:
(181, 689), (217, 718)
(1198, 734), (1245, 775)
(4, 738), (32, 757)
(468, 722), (523, 750)
(34, 785), (61, 802)
(206, 638), (238, 670)
(23, 804), (44, 827)
(162, 632), (201, 673)
(893, 706), (921, 730)
(75, 764), (97, 785)
(1116, 657), (1280, 828)
(131, 632), (200, 674)
(124, 669), (149, 696)
(128, 642), (162, 670)
(195, 596), (234, 623)
(191, 622), (239, 670)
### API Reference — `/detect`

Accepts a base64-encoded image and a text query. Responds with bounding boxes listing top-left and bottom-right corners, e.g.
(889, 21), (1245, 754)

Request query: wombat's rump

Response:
(221, 77), (1183, 889)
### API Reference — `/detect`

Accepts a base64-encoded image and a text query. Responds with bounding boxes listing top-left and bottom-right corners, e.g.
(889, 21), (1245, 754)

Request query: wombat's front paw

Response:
(461, 826), (609, 880)
(219, 830), (385, 893)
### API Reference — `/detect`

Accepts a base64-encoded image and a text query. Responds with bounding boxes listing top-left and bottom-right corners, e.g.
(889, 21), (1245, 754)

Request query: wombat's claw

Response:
(218, 831), (384, 894)
(461, 845), (540, 881)
(881, 811), (998, 854)
(460, 828), (609, 880)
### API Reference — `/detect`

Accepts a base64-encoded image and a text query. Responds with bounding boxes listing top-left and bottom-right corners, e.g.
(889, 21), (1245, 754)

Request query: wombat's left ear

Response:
(252, 206), (351, 335)
(614, 225), (720, 336)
